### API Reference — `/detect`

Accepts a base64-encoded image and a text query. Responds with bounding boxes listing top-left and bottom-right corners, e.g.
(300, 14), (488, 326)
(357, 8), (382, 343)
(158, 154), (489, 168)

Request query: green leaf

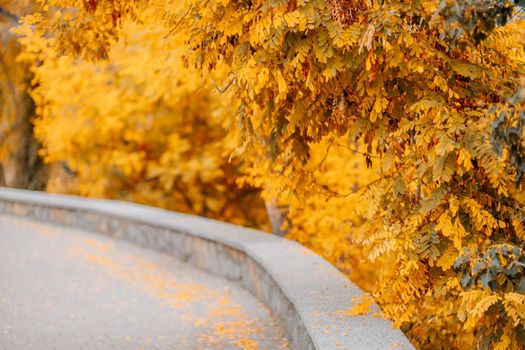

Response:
(393, 174), (406, 196)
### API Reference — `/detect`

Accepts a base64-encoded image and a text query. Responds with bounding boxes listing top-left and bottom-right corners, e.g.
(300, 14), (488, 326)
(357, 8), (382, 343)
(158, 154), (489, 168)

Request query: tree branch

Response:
(336, 142), (381, 158)
(211, 77), (236, 94)
(315, 177), (383, 198)
(0, 6), (19, 24)
(163, 4), (194, 39)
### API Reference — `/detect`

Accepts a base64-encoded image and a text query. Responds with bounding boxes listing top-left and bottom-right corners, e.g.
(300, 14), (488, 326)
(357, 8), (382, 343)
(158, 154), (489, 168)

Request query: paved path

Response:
(0, 214), (289, 350)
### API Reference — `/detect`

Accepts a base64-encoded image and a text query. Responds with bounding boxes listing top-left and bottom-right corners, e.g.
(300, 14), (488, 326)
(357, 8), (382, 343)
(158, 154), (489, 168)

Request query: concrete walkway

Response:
(0, 214), (290, 350)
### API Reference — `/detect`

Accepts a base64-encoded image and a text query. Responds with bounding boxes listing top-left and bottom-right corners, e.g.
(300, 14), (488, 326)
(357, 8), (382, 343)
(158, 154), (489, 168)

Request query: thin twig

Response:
(163, 4), (194, 39)
(317, 138), (335, 169)
(316, 177), (383, 198)
(335, 142), (381, 158)
(509, 7), (524, 22)
(211, 77), (236, 94)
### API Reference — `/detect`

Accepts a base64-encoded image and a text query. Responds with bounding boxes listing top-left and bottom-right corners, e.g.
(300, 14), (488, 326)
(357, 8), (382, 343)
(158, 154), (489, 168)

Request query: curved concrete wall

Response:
(0, 188), (414, 350)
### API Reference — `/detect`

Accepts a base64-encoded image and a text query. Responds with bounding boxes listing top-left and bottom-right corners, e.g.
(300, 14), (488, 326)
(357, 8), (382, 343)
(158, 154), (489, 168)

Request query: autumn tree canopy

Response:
(15, 6), (271, 229)
(2, 0), (525, 349)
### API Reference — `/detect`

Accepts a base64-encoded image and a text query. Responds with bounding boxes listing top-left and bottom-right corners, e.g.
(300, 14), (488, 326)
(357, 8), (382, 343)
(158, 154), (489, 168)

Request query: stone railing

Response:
(0, 187), (414, 350)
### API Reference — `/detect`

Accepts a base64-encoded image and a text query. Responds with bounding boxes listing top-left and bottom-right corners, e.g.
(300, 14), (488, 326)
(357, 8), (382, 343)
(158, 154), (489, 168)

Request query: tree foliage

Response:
(17, 11), (269, 228)
(178, 1), (525, 347)
(8, 0), (525, 349)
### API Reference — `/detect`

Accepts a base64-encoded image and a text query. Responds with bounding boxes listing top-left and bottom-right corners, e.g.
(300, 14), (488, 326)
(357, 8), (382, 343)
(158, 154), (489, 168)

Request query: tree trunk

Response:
(2, 91), (47, 190)
(264, 197), (289, 236)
